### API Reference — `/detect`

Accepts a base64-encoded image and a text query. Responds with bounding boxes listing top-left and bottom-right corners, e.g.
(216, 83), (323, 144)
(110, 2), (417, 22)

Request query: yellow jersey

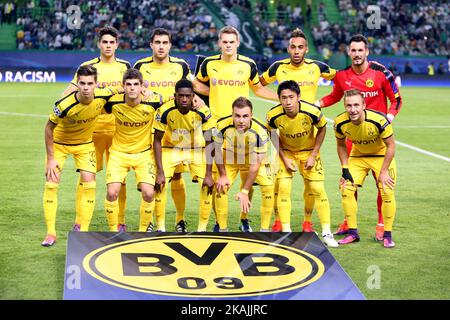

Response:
(214, 116), (269, 164)
(71, 57), (131, 133)
(49, 88), (114, 145)
(266, 101), (327, 152)
(134, 56), (192, 101)
(104, 93), (163, 154)
(334, 109), (394, 156)
(261, 58), (336, 104)
(196, 54), (260, 121)
(153, 100), (214, 149)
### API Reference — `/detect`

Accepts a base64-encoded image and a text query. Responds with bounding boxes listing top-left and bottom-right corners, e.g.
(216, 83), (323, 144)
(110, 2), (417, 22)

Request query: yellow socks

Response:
(43, 182), (59, 236)
(118, 184), (126, 225)
(260, 185), (274, 230)
(154, 186), (167, 231)
(214, 188), (228, 230)
(197, 180), (212, 231)
(276, 178), (292, 227)
(380, 188), (396, 232)
(79, 181), (96, 231)
(171, 178), (186, 223)
(341, 183), (358, 229)
(104, 199), (119, 231)
(139, 198), (155, 232)
(75, 177), (82, 225)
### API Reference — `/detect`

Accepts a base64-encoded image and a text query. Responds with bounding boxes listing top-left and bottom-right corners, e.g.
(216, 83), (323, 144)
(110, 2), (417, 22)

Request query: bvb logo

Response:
(83, 235), (324, 297)
(366, 79), (374, 88)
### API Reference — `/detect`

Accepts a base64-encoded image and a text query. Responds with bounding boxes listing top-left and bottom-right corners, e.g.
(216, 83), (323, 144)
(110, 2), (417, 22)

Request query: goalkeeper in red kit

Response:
(318, 34), (402, 241)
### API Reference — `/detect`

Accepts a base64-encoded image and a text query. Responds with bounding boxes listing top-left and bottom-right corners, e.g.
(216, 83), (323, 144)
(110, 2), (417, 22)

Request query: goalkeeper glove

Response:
(342, 167), (354, 183)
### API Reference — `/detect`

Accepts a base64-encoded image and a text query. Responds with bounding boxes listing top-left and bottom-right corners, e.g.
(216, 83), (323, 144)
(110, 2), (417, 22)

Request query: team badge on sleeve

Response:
(53, 105), (61, 117)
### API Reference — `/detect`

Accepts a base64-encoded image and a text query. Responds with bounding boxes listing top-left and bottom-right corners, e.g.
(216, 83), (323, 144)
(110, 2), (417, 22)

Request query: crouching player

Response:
(42, 65), (114, 246)
(153, 79), (215, 231)
(214, 97), (274, 231)
(266, 80), (338, 246)
(334, 89), (397, 248)
(103, 69), (163, 232)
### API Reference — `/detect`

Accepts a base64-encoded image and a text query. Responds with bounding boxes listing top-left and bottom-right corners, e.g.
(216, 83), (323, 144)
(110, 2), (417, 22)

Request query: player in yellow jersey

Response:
(193, 26), (278, 231)
(103, 69), (163, 232)
(153, 80), (215, 231)
(260, 28), (336, 232)
(42, 65), (114, 246)
(62, 26), (131, 232)
(334, 89), (397, 248)
(266, 81), (338, 247)
(214, 97), (274, 232)
(134, 28), (204, 232)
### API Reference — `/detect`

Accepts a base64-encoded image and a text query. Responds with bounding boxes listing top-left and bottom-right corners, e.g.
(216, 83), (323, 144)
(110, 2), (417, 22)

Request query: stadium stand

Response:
(4, 0), (449, 71)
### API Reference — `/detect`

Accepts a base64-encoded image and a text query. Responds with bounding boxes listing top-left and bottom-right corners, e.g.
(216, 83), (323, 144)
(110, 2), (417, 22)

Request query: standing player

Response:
(334, 89), (397, 248)
(193, 26), (278, 231)
(266, 81), (338, 246)
(62, 26), (131, 232)
(260, 28), (336, 232)
(42, 66), (113, 246)
(103, 69), (162, 232)
(318, 34), (402, 241)
(214, 97), (274, 232)
(134, 28), (198, 232)
(153, 80), (215, 231)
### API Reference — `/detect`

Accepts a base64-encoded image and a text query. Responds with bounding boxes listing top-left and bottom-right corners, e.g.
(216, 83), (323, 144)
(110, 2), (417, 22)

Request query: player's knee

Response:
(142, 188), (155, 202)
(106, 187), (119, 201)
(308, 180), (326, 196)
(277, 178), (292, 197)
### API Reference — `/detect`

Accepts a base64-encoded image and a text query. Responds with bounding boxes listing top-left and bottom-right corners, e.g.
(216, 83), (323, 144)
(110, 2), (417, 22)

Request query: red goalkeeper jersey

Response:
(321, 61), (402, 116)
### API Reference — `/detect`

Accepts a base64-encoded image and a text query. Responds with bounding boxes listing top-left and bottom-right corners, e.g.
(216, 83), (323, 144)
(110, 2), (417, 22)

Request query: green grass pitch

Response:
(0, 83), (449, 299)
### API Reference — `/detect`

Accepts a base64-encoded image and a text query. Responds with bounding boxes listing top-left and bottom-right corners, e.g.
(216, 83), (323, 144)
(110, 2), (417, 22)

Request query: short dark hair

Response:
(175, 79), (194, 92)
(277, 80), (300, 97)
(122, 68), (143, 84)
(290, 28), (307, 41)
(349, 34), (368, 48)
(344, 89), (365, 103)
(76, 65), (97, 82)
(98, 26), (120, 42)
(232, 97), (253, 111)
(151, 28), (172, 43)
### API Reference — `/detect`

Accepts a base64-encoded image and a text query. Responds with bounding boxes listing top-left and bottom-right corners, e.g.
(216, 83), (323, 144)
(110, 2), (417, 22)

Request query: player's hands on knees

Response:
(378, 170), (395, 192)
(216, 175), (230, 194)
(202, 174), (215, 195)
(235, 192), (251, 213)
(304, 155), (316, 170)
(46, 159), (61, 182)
(155, 171), (166, 193)
(192, 95), (205, 110)
(339, 167), (354, 191)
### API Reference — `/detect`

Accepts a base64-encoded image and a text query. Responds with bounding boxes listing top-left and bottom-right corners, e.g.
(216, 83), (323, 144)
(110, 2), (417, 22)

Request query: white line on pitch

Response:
(252, 97), (450, 163)
(0, 111), (47, 118)
(395, 141), (450, 162)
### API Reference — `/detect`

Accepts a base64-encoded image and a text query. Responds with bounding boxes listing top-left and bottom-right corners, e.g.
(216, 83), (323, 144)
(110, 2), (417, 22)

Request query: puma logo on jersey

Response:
(345, 81), (352, 87)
